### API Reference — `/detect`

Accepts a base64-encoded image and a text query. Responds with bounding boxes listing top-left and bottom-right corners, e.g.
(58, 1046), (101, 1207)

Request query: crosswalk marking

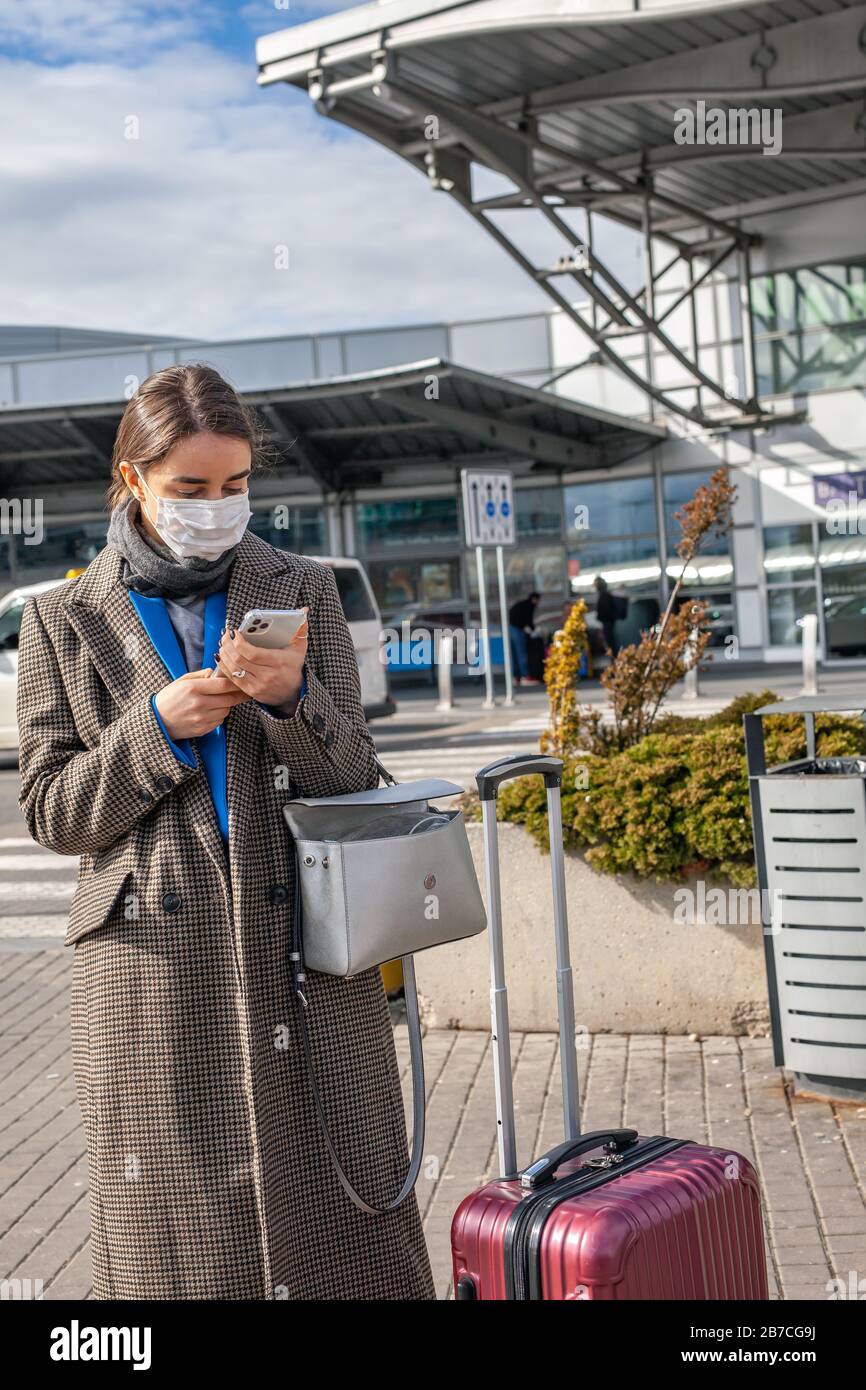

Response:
(375, 735), (542, 787)
(0, 880), (74, 901)
(0, 915), (68, 937)
(0, 853), (78, 872)
(0, 836), (77, 939)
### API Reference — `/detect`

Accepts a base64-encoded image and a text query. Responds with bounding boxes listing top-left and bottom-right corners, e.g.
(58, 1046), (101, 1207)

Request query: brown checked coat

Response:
(16, 531), (435, 1301)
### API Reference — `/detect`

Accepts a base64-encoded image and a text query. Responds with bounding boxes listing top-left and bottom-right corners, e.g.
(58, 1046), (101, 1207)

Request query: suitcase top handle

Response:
(520, 1130), (639, 1190)
(476, 754), (563, 802)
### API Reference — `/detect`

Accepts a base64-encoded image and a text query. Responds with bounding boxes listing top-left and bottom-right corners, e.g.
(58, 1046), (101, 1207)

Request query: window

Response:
(367, 558), (462, 623)
(768, 587), (818, 647)
(663, 470), (729, 557)
(248, 505), (325, 554)
(763, 524), (815, 585)
(565, 476), (660, 600)
(0, 596), (25, 651)
(516, 486), (563, 540)
(355, 497), (459, 553)
(763, 524), (817, 649)
(818, 524), (866, 658)
(565, 476), (655, 541)
(328, 565), (376, 623)
(751, 261), (866, 395)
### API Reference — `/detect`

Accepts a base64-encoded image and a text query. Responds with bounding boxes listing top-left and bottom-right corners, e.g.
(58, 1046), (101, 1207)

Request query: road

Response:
(1, 661), (864, 943)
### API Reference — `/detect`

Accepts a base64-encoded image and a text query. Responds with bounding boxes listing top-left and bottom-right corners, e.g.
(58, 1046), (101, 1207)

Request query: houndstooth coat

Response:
(17, 531), (435, 1301)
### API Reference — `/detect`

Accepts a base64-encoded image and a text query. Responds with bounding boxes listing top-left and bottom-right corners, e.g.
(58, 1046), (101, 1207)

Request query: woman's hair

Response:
(107, 363), (268, 509)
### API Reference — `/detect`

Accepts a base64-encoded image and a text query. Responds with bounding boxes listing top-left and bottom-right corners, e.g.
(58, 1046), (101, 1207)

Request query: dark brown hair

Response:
(107, 363), (267, 508)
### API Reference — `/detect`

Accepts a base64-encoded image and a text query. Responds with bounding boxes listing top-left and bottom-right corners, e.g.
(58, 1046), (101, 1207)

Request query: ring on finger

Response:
(231, 668), (247, 680)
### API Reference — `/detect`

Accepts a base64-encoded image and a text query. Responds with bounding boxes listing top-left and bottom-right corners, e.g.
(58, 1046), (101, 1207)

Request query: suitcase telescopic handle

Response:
(520, 1129), (640, 1190)
(477, 751), (580, 1180)
(476, 754), (563, 801)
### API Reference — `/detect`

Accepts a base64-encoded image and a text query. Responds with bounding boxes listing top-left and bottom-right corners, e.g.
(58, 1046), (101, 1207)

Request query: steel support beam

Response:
(260, 404), (341, 494)
(481, 6), (866, 118)
(375, 388), (600, 469)
(366, 73), (762, 426)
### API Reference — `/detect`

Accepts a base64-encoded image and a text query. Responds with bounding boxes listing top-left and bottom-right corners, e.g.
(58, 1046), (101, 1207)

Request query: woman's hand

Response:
(154, 669), (251, 740)
(216, 613), (309, 712)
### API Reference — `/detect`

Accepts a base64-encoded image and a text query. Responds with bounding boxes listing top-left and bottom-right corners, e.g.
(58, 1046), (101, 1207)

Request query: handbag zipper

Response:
(504, 1135), (686, 1300)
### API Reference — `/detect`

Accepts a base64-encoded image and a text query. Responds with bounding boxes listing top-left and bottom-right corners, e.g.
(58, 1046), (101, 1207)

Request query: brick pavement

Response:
(3, 948), (865, 1301)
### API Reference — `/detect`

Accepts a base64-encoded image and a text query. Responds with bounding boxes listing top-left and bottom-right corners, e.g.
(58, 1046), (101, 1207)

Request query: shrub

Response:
(541, 599), (591, 757)
(488, 692), (866, 884)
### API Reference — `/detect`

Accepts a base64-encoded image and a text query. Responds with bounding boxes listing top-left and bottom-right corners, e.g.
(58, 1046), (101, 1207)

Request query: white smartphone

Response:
(237, 607), (307, 650)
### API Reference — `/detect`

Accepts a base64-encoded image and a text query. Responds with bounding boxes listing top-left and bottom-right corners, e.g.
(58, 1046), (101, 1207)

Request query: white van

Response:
(0, 556), (394, 750)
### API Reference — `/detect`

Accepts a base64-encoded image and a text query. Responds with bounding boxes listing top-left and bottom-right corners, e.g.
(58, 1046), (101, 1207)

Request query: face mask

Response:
(135, 467), (251, 561)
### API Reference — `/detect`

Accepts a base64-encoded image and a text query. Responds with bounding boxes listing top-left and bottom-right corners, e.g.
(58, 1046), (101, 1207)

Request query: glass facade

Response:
(565, 476), (660, 598)
(763, 525), (817, 648)
(762, 518), (866, 658)
(752, 260), (866, 396)
(355, 497), (459, 553)
(248, 504), (326, 554)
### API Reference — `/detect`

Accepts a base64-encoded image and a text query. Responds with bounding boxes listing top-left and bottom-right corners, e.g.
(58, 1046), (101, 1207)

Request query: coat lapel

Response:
(64, 548), (174, 711)
(64, 547), (229, 875)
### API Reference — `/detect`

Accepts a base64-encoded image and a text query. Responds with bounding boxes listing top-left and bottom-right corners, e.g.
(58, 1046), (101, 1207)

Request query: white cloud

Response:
(0, 41), (548, 341)
(0, 0), (206, 62)
(0, 0), (645, 348)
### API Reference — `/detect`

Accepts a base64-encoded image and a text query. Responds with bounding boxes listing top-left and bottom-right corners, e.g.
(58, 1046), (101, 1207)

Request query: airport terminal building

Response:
(3, 0), (866, 666)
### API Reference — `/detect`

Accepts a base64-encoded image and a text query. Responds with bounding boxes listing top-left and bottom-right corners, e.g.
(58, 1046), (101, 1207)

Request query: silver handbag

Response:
(283, 757), (487, 1215)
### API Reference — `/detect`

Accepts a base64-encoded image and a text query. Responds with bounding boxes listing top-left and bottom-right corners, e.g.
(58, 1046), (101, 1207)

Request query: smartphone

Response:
(237, 607), (307, 650)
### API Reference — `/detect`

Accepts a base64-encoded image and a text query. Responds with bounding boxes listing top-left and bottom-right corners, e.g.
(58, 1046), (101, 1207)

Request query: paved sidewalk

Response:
(2, 949), (865, 1301)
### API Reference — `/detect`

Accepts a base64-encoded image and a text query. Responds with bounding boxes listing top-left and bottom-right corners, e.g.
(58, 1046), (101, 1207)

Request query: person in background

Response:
(508, 590), (541, 686)
(594, 574), (619, 656)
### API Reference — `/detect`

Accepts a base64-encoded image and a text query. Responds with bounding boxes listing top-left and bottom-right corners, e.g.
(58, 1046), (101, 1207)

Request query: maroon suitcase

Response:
(450, 754), (769, 1301)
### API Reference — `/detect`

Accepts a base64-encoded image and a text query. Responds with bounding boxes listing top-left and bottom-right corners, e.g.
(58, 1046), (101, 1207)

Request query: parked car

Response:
(0, 556), (394, 750)
(823, 593), (866, 658)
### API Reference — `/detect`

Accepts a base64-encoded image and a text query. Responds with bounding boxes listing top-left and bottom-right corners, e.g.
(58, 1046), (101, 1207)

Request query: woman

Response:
(17, 364), (435, 1301)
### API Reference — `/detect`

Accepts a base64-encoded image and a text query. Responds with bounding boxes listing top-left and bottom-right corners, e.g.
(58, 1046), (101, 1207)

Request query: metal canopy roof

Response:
(0, 358), (664, 496)
(257, 0), (852, 430)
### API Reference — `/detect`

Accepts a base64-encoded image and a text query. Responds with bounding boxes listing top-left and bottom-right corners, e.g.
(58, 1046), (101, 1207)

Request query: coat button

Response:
(311, 712), (325, 733)
(137, 786), (153, 805)
(162, 891), (181, 914)
(155, 774), (174, 793)
(269, 884), (290, 906)
(324, 731), (335, 749)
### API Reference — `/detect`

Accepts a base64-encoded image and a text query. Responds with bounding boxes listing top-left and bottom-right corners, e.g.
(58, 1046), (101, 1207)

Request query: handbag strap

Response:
(373, 751), (397, 787)
(290, 853), (426, 1216)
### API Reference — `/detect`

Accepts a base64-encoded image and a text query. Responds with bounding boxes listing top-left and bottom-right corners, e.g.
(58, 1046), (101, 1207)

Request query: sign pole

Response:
(495, 544), (514, 707)
(462, 467), (515, 712)
(475, 545), (495, 710)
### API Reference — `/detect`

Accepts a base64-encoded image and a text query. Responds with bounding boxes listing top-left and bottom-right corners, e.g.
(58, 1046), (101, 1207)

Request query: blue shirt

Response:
(130, 590), (307, 843)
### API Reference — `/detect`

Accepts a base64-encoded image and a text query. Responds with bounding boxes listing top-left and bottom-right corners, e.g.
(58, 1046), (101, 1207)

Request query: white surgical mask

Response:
(135, 467), (251, 561)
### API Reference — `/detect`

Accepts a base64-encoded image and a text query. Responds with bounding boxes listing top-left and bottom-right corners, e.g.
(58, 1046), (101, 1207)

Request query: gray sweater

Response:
(164, 595), (208, 672)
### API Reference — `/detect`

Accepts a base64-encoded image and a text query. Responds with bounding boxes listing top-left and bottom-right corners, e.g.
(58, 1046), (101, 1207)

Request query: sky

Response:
(0, 0), (640, 344)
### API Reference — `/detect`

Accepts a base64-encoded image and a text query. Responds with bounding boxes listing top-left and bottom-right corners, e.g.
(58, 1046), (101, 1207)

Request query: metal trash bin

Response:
(745, 696), (866, 1102)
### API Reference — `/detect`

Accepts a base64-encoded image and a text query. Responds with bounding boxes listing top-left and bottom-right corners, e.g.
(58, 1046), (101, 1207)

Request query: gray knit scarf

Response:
(106, 493), (239, 599)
